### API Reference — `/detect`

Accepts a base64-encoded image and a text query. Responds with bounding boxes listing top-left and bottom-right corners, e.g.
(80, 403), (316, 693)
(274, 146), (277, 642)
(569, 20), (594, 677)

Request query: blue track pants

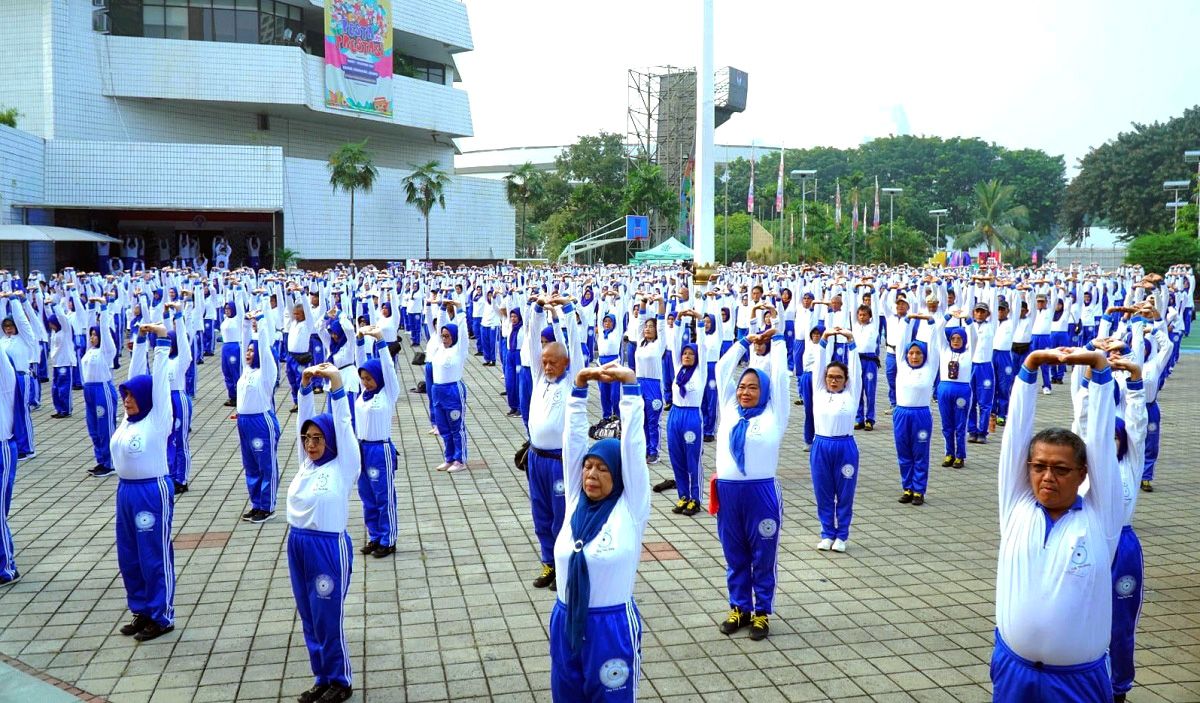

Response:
(221, 342), (240, 401)
(528, 448), (565, 564)
(638, 378), (662, 457)
(666, 405), (702, 502)
(549, 600), (641, 703)
(0, 440), (17, 580)
(990, 630), (1109, 703)
(893, 406), (932, 495)
(809, 435), (858, 541)
(969, 361), (995, 437)
(168, 390), (192, 486)
(238, 411), (281, 512)
(1111, 525), (1143, 696)
(431, 381), (468, 464)
(715, 478), (782, 614)
(936, 380), (971, 460)
(51, 366), (73, 415)
(357, 440), (399, 547)
(115, 476), (176, 627)
(84, 382), (118, 469)
(287, 527), (353, 688)
(1142, 400), (1160, 481)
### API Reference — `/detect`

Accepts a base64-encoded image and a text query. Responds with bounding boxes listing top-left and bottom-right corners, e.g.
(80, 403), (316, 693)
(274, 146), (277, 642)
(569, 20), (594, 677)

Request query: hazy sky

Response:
(455, 0), (1200, 174)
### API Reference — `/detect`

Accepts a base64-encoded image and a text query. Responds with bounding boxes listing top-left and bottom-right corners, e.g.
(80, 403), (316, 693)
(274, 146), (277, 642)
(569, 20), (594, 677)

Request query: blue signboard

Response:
(626, 215), (650, 240)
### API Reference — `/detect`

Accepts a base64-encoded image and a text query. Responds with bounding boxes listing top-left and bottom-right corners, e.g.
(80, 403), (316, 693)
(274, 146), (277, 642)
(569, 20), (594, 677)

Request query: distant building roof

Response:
(1048, 225), (1126, 257)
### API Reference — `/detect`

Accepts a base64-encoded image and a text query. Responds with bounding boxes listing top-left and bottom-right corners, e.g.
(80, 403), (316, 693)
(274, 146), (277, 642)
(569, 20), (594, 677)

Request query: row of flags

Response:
(743, 146), (883, 233)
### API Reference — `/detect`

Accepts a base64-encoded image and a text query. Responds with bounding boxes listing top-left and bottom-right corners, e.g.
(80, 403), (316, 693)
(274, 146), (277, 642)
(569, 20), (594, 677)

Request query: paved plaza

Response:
(0, 345), (1198, 703)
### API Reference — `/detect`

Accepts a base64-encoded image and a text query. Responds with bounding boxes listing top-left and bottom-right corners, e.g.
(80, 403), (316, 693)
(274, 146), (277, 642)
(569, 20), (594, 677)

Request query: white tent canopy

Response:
(0, 225), (120, 243)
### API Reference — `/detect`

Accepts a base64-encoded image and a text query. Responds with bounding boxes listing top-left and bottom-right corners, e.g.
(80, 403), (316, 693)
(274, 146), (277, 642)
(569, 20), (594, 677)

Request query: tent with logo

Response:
(631, 236), (693, 265)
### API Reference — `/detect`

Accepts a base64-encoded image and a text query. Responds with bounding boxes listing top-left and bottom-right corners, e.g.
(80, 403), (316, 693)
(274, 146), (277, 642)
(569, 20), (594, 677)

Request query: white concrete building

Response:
(0, 0), (513, 272)
(1048, 225), (1127, 269)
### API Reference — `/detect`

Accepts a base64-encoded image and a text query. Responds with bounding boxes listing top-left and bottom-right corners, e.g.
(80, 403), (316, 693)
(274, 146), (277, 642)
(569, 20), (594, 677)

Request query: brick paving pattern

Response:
(0, 346), (1197, 702)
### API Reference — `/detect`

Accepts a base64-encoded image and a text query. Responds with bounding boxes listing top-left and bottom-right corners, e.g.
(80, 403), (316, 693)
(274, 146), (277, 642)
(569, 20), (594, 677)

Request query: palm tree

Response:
(327, 140), (378, 265)
(956, 179), (1029, 253)
(402, 160), (451, 260)
(504, 162), (537, 257)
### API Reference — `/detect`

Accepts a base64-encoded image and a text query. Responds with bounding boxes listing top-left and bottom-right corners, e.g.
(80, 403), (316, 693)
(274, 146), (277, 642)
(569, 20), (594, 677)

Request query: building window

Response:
(396, 55), (447, 85)
(123, 0), (302, 45)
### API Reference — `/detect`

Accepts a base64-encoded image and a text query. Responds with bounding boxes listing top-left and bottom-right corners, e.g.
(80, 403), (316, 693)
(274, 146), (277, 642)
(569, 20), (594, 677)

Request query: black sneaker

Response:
(968, 434), (979, 444)
(89, 466), (116, 478)
(173, 482), (188, 496)
(652, 478), (676, 493)
(898, 491), (913, 504)
(372, 544), (396, 558)
(250, 510), (275, 524)
(854, 422), (865, 430)
(506, 409), (520, 417)
(241, 509), (258, 522)
(911, 493), (925, 506)
(316, 683), (352, 703)
(682, 499), (700, 516)
(749, 612), (770, 641)
(548, 578), (557, 592)
(120, 614), (152, 636)
(223, 399), (235, 407)
(0, 572), (21, 587)
(672, 498), (687, 514)
(533, 564), (555, 588)
(719, 607), (750, 635)
(133, 620), (174, 642)
(360, 540), (379, 555)
(952, 458), (965, 469)
(298, 684), (329, 703)
(1141, 480), (1154, 493)
(703, 435), (715, 443)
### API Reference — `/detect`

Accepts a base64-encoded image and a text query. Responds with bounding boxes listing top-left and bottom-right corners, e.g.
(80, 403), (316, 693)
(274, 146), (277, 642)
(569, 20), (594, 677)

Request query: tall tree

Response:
(621, 161), (678, 227)
(402, 160), (451, 261)
(955, 179), (1028, 252)
(504, 162), (538, 256)
(327, 139), (378, 265)
(1062, 105), (1200, 240)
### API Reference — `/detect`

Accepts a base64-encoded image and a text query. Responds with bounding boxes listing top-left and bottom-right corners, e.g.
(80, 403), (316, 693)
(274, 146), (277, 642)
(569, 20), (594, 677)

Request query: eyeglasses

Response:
(301, 434), (325, 445)
(825, 374), (846, 382)
(1027, 462), (1079, 478)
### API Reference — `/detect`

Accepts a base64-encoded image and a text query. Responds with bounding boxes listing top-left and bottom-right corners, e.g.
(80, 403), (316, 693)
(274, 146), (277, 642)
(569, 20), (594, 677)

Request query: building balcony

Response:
(99, 34), (473, 137)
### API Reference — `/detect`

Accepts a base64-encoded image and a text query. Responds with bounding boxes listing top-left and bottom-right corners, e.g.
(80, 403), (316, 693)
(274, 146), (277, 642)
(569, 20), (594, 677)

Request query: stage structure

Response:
(626, 64), (747, 249)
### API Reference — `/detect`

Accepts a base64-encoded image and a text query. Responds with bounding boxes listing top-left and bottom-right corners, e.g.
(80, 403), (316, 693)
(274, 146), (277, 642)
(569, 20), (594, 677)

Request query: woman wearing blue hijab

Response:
(712, 328), (789, 641)
(892, 317), (943, 505)
(551, 362), (648, 702)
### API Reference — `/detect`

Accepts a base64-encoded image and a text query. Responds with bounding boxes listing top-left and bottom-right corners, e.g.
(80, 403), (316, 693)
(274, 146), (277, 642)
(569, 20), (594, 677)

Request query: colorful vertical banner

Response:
(834, 179), (842, 229)
(324, 0), (394, 117)
(872, 176), (881, 230)
(774, 146), (785, 214)
(746, 146), (756, 214)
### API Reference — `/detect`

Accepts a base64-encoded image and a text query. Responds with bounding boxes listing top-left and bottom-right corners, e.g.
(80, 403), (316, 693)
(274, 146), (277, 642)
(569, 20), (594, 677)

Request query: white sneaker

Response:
(816, 538), (833, 551)
(1041, 387), (1052, 396)
(435, 462), (451, 471)
(447, 462), (468, 473)
(803, 444), (811, 452)
(831, 538), (847, 553)
(428, 427), (440, 435)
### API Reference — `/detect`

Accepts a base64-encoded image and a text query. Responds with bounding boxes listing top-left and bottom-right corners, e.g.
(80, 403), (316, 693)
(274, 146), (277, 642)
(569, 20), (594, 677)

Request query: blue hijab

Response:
(730, 368), (770, 475)
(246, 338), (260, 369)
(119, 374), (154, 423)
(905, 339), (929, 369)
(360, 358), (385, 401)
(1114, 415), (1128, 462)
(540, 325), (556, 343)
(566, 438), (625, 651)
(326, 316), (348, 357)
(675, 343), (698, 397)
(509, 309), (523, 351)
(443, 323), (460, 347)
(167, 330), (179, 358)
(946, 327), (967, 351)
(301, 414), (338, 466)
(601, 314), (616, 339)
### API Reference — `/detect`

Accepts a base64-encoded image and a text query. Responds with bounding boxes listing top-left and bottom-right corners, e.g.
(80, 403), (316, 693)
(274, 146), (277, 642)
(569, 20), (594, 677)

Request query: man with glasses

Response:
(991, 346), (1120, 702)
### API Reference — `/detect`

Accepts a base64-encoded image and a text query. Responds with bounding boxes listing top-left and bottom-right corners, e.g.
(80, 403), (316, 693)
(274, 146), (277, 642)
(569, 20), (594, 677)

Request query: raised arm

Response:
(715, 337), (750, 407)
(1000, 351), (1051, 524)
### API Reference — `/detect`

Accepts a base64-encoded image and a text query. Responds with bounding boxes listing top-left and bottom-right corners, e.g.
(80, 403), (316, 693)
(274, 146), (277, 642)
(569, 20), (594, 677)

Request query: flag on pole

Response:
(834, 179), (842, 228)
(851, 197), (859, 233)
(746, 145), (756, 214)
(775, 146), (785, 214)
(872, 176), (881, 230)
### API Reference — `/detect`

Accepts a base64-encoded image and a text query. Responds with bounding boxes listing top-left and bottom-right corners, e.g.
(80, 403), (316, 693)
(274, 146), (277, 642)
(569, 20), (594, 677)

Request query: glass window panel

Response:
(259, 13), (276, 43)
(143, 0), (164, 5)
(213, 8), (236, 41)
(259, 0), (273, 12)
(189, 7), (213, 39)
(213, 0), (235, 8)
(235, 9), (258, 42)
(236, 0), (256, 9)
(166, 0), (187, 6)
(164, 6), (188, 38)
(289, 5), (301, 20)
(189, 0), (211, 7)
(143, 5), (164, 26)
